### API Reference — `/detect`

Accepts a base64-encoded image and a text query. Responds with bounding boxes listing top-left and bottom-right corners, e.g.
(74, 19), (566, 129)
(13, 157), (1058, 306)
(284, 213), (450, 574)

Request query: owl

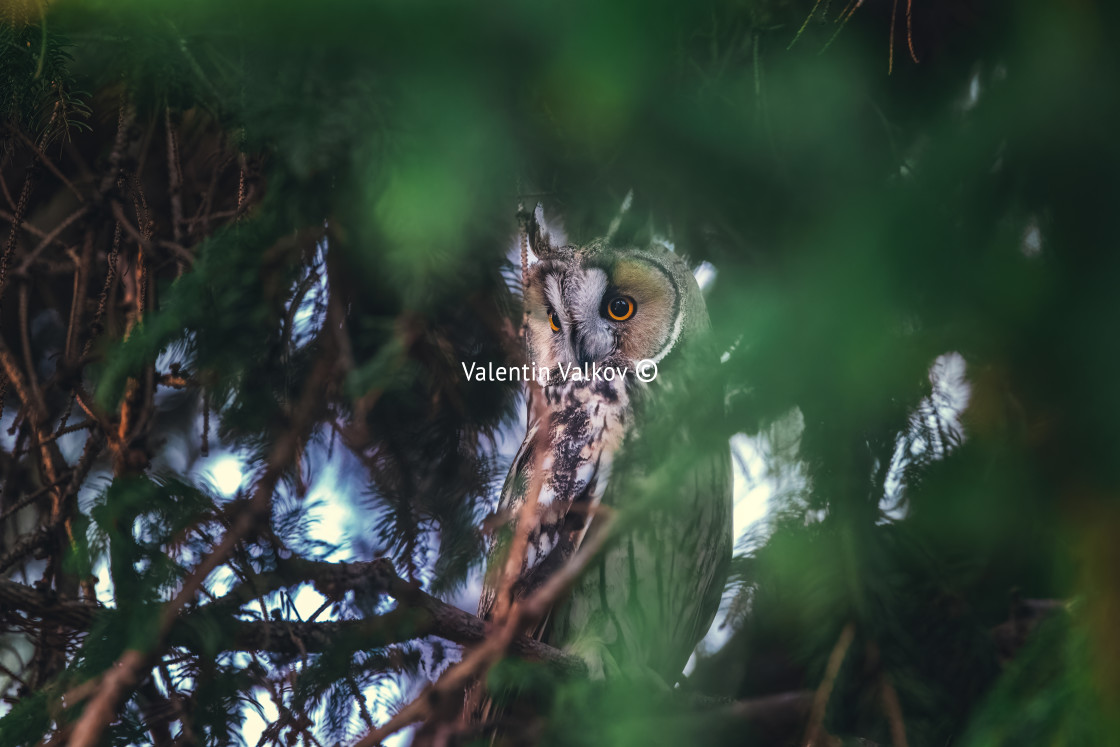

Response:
(475, 210), (733, 696)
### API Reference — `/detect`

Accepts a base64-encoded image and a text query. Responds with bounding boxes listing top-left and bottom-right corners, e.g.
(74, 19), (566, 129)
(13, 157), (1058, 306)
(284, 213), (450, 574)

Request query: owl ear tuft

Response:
(521, 202), (559, 260)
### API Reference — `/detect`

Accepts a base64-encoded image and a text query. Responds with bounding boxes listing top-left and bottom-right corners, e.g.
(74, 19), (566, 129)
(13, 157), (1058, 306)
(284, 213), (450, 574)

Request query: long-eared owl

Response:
(477, 209), (733, 689)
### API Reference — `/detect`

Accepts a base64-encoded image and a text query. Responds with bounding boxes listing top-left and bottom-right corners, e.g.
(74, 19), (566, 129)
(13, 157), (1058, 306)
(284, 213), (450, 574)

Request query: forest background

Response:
(1, 1), (1119, 745)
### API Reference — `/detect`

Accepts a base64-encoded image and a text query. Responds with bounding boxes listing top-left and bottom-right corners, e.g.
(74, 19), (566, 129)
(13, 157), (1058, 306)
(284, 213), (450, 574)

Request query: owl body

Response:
(478, 224), (732, 686)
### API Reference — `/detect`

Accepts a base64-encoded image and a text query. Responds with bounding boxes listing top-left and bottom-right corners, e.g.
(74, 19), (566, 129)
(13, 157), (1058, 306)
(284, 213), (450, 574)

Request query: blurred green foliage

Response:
(2, 0), (1120, 744)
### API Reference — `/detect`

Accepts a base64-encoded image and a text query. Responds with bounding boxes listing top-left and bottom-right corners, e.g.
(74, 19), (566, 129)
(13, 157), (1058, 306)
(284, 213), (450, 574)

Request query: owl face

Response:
(524, 240), (706, 375)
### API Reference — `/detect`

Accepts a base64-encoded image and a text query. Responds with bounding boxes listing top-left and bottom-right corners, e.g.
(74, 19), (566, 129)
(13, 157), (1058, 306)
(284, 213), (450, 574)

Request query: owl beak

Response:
(574, 327), (613, 365)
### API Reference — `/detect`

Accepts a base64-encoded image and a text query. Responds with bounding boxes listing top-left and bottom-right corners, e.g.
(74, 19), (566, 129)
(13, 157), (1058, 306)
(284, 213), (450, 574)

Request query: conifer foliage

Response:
(2, 1), (1120, 745)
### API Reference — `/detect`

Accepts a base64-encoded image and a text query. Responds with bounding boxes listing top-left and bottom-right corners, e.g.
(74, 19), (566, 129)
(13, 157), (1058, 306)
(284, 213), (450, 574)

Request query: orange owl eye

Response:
(605, 295), (635, 321)
(548, 311), (561, 333)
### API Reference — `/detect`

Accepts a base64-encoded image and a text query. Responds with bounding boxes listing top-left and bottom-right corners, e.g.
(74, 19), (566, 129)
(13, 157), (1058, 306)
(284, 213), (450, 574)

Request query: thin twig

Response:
(880, 673), (909, 747)
(0, 165), (36, 308)
(867, 641), (909, 747)
(16, 204), (89, 275)
(0, 528), (53, 574)
(15, 420), (96, 456)
(906, 0), (919, 63)
(110, 199), (153, 254)
(0, 207), (50, 240)
(802, 622), (855, 747)
(165, 108), (184, 242)
(889, 0), (898, 74)
(97, 103), (134, 196)
(5, 124), (84, 203)
(18, 284), (46, 434)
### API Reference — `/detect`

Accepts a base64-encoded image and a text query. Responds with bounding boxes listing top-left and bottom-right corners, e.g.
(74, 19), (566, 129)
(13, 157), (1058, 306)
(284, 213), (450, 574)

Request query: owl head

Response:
(522, 211), (710, 377)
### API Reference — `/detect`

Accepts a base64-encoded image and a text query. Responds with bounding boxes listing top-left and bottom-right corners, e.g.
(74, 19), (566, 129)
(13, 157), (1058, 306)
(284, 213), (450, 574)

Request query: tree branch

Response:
(0, 527), (53, 574)
(65, 350), (337, 747)
(0, 558), (587, 674)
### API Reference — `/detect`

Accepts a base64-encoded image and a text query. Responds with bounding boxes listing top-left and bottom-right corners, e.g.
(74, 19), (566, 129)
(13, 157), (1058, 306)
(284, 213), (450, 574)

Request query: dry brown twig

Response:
(802, 621), (856, 747)
(15, 204), (88, 275)
(164, 108), (184, 243)
(3, 124), (85, 203)
(0, 102), (266, 743)
(866, 640), (910, 747)
(879, 672), (909, 747)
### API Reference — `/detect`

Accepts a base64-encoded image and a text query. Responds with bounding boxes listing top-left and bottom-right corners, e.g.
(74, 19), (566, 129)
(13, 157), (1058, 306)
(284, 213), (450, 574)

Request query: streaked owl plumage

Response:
(476, 213), (733, 685)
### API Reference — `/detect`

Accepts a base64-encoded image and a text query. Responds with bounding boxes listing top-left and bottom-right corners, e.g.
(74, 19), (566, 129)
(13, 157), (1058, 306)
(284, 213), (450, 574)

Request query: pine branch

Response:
(64, 349), (338, 747)
(0, 526), (52, 573)
(0, 558), (587, 671)
(0, 574), (92, 628)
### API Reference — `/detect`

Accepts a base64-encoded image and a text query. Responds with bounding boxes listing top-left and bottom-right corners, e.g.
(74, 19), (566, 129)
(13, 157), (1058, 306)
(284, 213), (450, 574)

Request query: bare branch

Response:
(803, 622), (856, 747)
(0, 560), (586, 671)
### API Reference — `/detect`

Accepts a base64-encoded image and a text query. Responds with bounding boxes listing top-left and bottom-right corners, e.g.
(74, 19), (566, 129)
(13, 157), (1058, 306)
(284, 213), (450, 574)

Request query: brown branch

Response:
(0, 576), (94, 628)
(156, 662), (197, 745)
(0, 164), (35, 306)
(111, 200), (197, 267)
(156, 238), (194, 265)
(15, 204), (89, 275)
(85, 221), (121, 353)
(157, 372), (192, 389)
(189, 149), (233, 235)
(13, 420), (96, 455)
(18, 283), (44, 415)
(0, 207), (51, 241)
(164, 108), (184, 243)
(63, 232), (91, 362)
(0, 527), (53, 574)
(236, 153), (248, 216)
(212, 611), (470, 657)
(866, 640), (909, 747)
(0, 558), (586, 671)
(879, 673), (909, 747)
(353, 507), (619, 747)
(71, 385), (121, 447)
(0, 332), (68, 512)
(136, 680), (176, 747)
(97, 104), (135, 197)
(191, 206), (242, 225)
(0, 473), (72, 522)
(491, 406), (549, 623)
(725, 689), (814, 723)
(281, 269), (321, 355)
(4, 125), (85, 203)
(348, 672), (377, 732)
(66, 336), (338, 747)
(803, 621), (855, 747)
(0, 142), (16, 210)
(200, 556), (588, 673)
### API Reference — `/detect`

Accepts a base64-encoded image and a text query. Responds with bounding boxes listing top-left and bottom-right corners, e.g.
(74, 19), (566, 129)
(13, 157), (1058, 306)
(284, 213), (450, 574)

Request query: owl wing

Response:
(564, 442), (731, 678)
